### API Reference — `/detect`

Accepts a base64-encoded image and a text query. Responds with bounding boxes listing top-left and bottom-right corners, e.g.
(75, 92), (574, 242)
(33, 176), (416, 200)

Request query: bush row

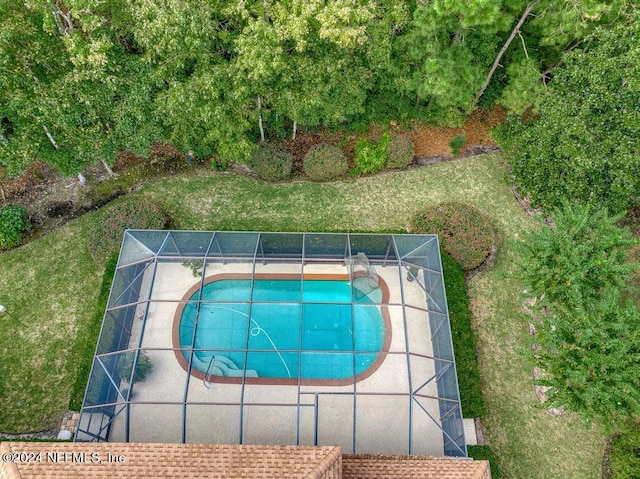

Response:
(68, 252), (119, 411)
(441, 250), (485, 418)
(248, 134), (415, 182)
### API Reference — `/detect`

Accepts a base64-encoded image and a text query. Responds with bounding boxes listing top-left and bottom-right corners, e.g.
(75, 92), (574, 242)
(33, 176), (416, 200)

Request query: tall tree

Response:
(401, 0), (633, 122)
(125, 0), (253, 162)
(0, 1), (160, 180)
(232, 0), (408, 139)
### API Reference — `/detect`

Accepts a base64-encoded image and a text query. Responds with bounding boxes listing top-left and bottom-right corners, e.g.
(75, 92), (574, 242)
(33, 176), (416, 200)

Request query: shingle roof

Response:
(0, 443), (490, 479)
(0, 443), (342, 479)
(342, 454), (491, 479)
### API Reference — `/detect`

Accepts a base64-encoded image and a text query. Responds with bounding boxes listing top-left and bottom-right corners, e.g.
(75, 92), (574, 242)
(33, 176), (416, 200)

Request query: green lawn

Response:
(0, 154), (606, 478)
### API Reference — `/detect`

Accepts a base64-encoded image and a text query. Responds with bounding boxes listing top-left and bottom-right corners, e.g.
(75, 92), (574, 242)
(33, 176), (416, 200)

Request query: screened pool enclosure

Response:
(77, 231), (466, 456)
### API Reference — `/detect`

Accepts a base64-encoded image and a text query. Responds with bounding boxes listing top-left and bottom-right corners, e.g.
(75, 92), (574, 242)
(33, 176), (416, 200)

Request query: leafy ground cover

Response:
(0, 154), (606, 478)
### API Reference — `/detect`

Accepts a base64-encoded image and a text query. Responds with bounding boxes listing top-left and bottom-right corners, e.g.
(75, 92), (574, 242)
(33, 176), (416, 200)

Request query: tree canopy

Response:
(513, 201), (640, 430)
(0, 0), (634, 176)
(498, 15), (640, 213)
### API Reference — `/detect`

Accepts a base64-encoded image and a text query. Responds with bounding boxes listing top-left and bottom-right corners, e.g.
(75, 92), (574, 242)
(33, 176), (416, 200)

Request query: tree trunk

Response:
(292, 121), (297, 140)
(77, 172), (87, 185)
(257, 96), (265, 143)
(100, 159), (115, 176)
(43, 125), (58, 149)
(476, 1), (538, 101)
(53, 3), (74, 36)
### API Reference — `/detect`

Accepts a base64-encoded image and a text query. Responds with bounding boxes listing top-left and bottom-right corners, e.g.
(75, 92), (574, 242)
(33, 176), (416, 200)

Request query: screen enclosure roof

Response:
(78, 230), (466, 457)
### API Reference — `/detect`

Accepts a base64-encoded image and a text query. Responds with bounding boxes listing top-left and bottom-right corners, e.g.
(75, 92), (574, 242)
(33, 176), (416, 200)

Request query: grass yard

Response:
(0, 154), (606, 478)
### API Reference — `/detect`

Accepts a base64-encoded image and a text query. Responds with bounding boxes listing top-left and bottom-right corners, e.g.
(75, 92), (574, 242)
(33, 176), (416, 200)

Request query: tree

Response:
(401, 0), (634, 122)
(0, 1), (160, 180)
(513, 201), (640, 430)
(512, 200), (637, 308)
(124, 0), (254, 162)
(535, 288), (640, 431)
(231, 0), (408, 140)
(497, 15), (640, 213)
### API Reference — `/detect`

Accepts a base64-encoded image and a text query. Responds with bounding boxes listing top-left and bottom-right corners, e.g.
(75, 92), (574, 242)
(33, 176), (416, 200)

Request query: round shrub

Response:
(303, 144), (348, 181)
(386, 134), (415, 169)
(248, 144), (293, 181)
(87, 199), (168, 260)
(411, 202), (495, 271)
(0, 204), (30, 249)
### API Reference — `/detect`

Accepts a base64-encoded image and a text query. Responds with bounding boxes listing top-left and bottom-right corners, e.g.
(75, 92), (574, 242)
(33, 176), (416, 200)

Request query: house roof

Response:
(342, 454), (491, 479)
(0, 442), (489, 479)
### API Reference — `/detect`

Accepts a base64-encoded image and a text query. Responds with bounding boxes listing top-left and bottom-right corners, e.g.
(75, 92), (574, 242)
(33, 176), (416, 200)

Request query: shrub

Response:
(449, 133), (467, 156)
(511, 200), (636, 308)
(87, 198), (168, 260)
(248, 143), (293, 181)
(411, 202), (495, 271)
(353, 133), (390, 174)
(386, 134), (415, 169)
(0, 204), (30, 249)
(303, 144), (348, 181)
(441, 251), (484, 418)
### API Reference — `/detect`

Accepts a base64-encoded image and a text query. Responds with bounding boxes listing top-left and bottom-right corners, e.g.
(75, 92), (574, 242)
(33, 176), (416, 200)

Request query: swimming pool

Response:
(173, 274), (390, 385)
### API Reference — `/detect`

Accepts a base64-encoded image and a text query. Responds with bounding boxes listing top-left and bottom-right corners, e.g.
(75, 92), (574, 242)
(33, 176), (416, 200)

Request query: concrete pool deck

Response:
(104, 261), (445, 454)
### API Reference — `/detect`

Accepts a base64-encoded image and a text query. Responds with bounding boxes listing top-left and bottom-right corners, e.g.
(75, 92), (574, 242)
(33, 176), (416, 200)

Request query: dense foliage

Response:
(441, 251), (484, 418)
(249, 144), (293, 181)
(0, 1), (634, 177)
(303, 144), (348, 181)
(512, 201), (637, 307)
(497, 17), (640, 213)
(513, 202), (640, 430)
(0, 204), (30, 249)
(385, 134), (414, 169)
(87, 199), (168, 260)
(411, 202), (495, 271)
(608, 420), (640, 479)
(537, 289), (640, 430)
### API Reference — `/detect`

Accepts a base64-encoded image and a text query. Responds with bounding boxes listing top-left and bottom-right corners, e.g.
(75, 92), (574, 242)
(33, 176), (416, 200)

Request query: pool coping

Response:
(171, 272), (392, 387)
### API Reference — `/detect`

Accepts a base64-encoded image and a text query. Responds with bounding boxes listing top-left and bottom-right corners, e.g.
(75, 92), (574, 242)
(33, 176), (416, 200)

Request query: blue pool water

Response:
(179, 279), (385, 380)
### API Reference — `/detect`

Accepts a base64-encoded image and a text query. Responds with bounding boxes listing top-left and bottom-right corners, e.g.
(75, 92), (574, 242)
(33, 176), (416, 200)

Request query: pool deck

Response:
(106, 261), (444, 454)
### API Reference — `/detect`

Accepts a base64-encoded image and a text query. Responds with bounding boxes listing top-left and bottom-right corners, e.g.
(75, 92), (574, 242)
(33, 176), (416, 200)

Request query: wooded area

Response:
(0, 0), (634, 178)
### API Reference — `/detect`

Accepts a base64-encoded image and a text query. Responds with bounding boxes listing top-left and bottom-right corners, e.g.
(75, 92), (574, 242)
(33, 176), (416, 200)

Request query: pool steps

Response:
(196, 352), (259, 381)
